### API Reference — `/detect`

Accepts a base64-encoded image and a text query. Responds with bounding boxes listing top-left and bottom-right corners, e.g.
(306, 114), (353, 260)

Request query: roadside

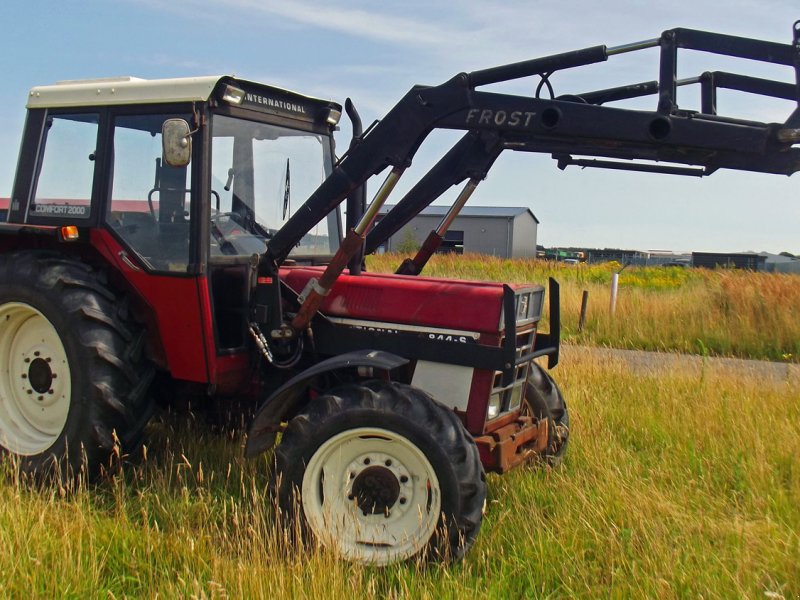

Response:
(561, 344), (800, 387)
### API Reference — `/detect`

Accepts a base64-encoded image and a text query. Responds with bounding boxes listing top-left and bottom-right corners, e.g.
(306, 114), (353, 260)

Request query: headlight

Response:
(222, 85), (245, 105)
(322, 107), (341, 126)
(487, 393), (502, 419)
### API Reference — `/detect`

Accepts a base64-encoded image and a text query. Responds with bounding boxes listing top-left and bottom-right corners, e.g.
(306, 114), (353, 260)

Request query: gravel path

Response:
(561, 345), (800, 387)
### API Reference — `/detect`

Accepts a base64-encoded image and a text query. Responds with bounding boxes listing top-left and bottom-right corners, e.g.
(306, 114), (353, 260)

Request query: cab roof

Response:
(26, 75), (335, 110)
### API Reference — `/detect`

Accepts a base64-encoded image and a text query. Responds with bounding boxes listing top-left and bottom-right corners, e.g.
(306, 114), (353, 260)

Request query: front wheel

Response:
(525, 362), (570, 466)
(272, 380), (486, 565)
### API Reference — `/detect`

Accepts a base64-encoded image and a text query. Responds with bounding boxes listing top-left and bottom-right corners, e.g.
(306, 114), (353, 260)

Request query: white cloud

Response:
(133, 0), (449, 46)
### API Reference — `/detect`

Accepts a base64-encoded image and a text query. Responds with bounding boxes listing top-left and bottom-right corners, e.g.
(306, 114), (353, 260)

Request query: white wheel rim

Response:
(301, 426), (442, 565)
(0, 302), (72, 455)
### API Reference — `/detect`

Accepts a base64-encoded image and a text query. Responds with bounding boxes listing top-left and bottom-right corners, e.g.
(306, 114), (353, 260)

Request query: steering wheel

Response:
(210, 211), (244, 230)
(210, 213), (238, 255)
(145, 188), (220, 219)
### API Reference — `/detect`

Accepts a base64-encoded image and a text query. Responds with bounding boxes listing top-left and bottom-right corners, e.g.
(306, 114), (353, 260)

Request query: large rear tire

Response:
(525, 362), (570, 466)
(0, 251), (155, 481)
(272, 379), (486, 565)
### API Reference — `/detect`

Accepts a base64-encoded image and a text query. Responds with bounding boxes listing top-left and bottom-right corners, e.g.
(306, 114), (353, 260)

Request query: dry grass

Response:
(1, 352), (799, 598)
(2, 254), (798, 597)
(367, 253), (800, 362)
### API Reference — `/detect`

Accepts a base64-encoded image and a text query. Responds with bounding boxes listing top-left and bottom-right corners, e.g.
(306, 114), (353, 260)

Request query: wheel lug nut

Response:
(24, 358), (30, 363)
(21, 374), (27, 379)
(27, 390), (32, 395)
(34, 351), (40, 357)
(48, 390), (54, 395)
(37, 396), (43, 401)
(46, 357), (51, 363)
(349, 472), (355, 479)
(363, 458), (370, 465)
(399, 497), (406, 505)
(385, 459), (392, 467)
(400, 475), (408, 483)
(347, 494), (354, 501)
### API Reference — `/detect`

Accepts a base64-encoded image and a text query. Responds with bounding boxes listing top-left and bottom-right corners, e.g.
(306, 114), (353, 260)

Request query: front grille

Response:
(488, 324), (536, 418)
(488, 285), (545, 420)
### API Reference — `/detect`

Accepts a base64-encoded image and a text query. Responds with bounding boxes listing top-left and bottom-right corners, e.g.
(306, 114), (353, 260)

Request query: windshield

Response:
(210, 114), (338, 258)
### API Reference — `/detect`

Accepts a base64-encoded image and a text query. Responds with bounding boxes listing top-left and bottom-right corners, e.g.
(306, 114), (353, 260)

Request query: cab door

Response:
(97, 109), (211, 383)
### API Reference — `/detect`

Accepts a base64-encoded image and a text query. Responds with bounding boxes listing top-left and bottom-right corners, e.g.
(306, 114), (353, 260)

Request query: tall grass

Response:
(1, 353), (798, 598)
(367, 253), (800, 362)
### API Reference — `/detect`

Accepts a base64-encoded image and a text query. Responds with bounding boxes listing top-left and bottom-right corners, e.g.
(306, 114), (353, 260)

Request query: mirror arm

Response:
(188, 102), (202, 135)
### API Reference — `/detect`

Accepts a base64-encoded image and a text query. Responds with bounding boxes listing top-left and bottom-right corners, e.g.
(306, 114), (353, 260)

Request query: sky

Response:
(0, 0), (797, 253)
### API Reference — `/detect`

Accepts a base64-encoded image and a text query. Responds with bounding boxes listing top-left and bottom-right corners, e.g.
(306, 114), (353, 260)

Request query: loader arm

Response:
(265, 23), (800, 333)
(267, 24), (800, 267)
(265, 44), (611, 264)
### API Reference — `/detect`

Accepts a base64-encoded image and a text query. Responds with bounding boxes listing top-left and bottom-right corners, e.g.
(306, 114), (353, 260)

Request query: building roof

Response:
(380, 205), (539, 223)
(692, 251), (767, 258)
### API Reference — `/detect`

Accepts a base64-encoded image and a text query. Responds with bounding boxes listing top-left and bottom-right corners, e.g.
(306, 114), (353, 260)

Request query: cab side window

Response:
(108, 114), (193, 272)
(30, 114), (98, 221)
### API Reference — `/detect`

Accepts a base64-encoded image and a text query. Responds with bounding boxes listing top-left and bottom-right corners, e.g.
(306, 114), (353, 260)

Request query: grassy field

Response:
(2, 256), (798, 597)
(1, 350), (798, 598)
(367, 253), (800, 363)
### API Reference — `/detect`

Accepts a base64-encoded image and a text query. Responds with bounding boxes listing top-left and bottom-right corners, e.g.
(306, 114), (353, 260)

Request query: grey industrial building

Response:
(763, 253), (800, 274)
(374, 206), (539, 258)
(691, 251), (800, 273)
(692, 252), (768, 271)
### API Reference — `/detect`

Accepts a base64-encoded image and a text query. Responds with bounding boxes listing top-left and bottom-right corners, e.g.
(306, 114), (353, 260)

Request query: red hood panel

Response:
(281, 267), (511, 334)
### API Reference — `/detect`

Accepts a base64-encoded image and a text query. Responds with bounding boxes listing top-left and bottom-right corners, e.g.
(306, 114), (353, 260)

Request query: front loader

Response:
(0, 22), (797, 564)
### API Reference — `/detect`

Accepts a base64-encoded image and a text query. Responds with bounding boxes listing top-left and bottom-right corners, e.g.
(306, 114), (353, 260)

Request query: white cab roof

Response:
(27, 75), (226, 108)
(26, 75), (334, 111)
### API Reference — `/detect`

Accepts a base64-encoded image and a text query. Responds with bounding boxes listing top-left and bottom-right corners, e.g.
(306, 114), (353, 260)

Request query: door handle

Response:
(118, 250), (142, 272)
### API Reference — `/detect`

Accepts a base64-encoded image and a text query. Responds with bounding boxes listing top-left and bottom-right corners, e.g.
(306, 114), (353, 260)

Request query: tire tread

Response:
(274, 379), (486, 562)
(0, 250), (155, 480)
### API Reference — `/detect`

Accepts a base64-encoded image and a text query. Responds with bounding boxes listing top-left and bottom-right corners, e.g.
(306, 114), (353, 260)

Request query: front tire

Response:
(525, 362), (570, 466)
(0, 251), (155, 481)
(273, 380), (486, 564)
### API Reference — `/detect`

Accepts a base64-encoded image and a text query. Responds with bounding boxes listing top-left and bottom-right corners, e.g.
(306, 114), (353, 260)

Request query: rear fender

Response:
(0, 223), (74, 252)
(244, 350), (408, 457)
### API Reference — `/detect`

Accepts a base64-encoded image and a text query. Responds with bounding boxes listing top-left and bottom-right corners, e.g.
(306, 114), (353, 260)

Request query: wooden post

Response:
(578, 290), (589, 332)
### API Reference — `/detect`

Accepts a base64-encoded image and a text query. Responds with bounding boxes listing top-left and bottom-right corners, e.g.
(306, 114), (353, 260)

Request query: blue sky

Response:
(0, 0), (797, 253)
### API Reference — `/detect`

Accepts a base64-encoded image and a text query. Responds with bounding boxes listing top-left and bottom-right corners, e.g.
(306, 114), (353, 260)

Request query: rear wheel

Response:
(0, 303), (72, 456)
(0, 251), (155, 481)
(273, 380), (486, 564)
(525, 362), (569, 466)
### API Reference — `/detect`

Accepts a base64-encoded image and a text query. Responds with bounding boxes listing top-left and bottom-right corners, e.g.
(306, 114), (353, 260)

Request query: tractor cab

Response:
(8, 75), (343, 387)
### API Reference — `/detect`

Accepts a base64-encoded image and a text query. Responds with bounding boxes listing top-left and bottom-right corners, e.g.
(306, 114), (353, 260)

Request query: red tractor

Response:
(1, 23), (798, 564)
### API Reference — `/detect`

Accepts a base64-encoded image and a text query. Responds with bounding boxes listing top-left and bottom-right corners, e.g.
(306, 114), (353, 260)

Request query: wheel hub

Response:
(300, 426), (442, 565)
(0, 302), (72, 455)
(28, 357), (54, 394)
(351, 466), (400, 515)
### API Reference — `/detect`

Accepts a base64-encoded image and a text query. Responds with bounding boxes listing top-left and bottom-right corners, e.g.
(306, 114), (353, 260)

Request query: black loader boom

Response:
(263, 22), (800, 331)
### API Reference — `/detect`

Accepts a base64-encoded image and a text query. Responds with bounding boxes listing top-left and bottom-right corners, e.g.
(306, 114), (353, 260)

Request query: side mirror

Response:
(162, 119), (192, 167)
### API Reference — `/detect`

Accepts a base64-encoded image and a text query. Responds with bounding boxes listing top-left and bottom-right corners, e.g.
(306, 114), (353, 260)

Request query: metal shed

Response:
(374, 205), (539, 258)
(691, 252), (767, 271)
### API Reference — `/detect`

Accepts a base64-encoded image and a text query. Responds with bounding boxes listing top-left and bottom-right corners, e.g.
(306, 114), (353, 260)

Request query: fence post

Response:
(578, 290), (589, 332)
(609, 262), (629, 317)
(610, 273), (619, 316)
